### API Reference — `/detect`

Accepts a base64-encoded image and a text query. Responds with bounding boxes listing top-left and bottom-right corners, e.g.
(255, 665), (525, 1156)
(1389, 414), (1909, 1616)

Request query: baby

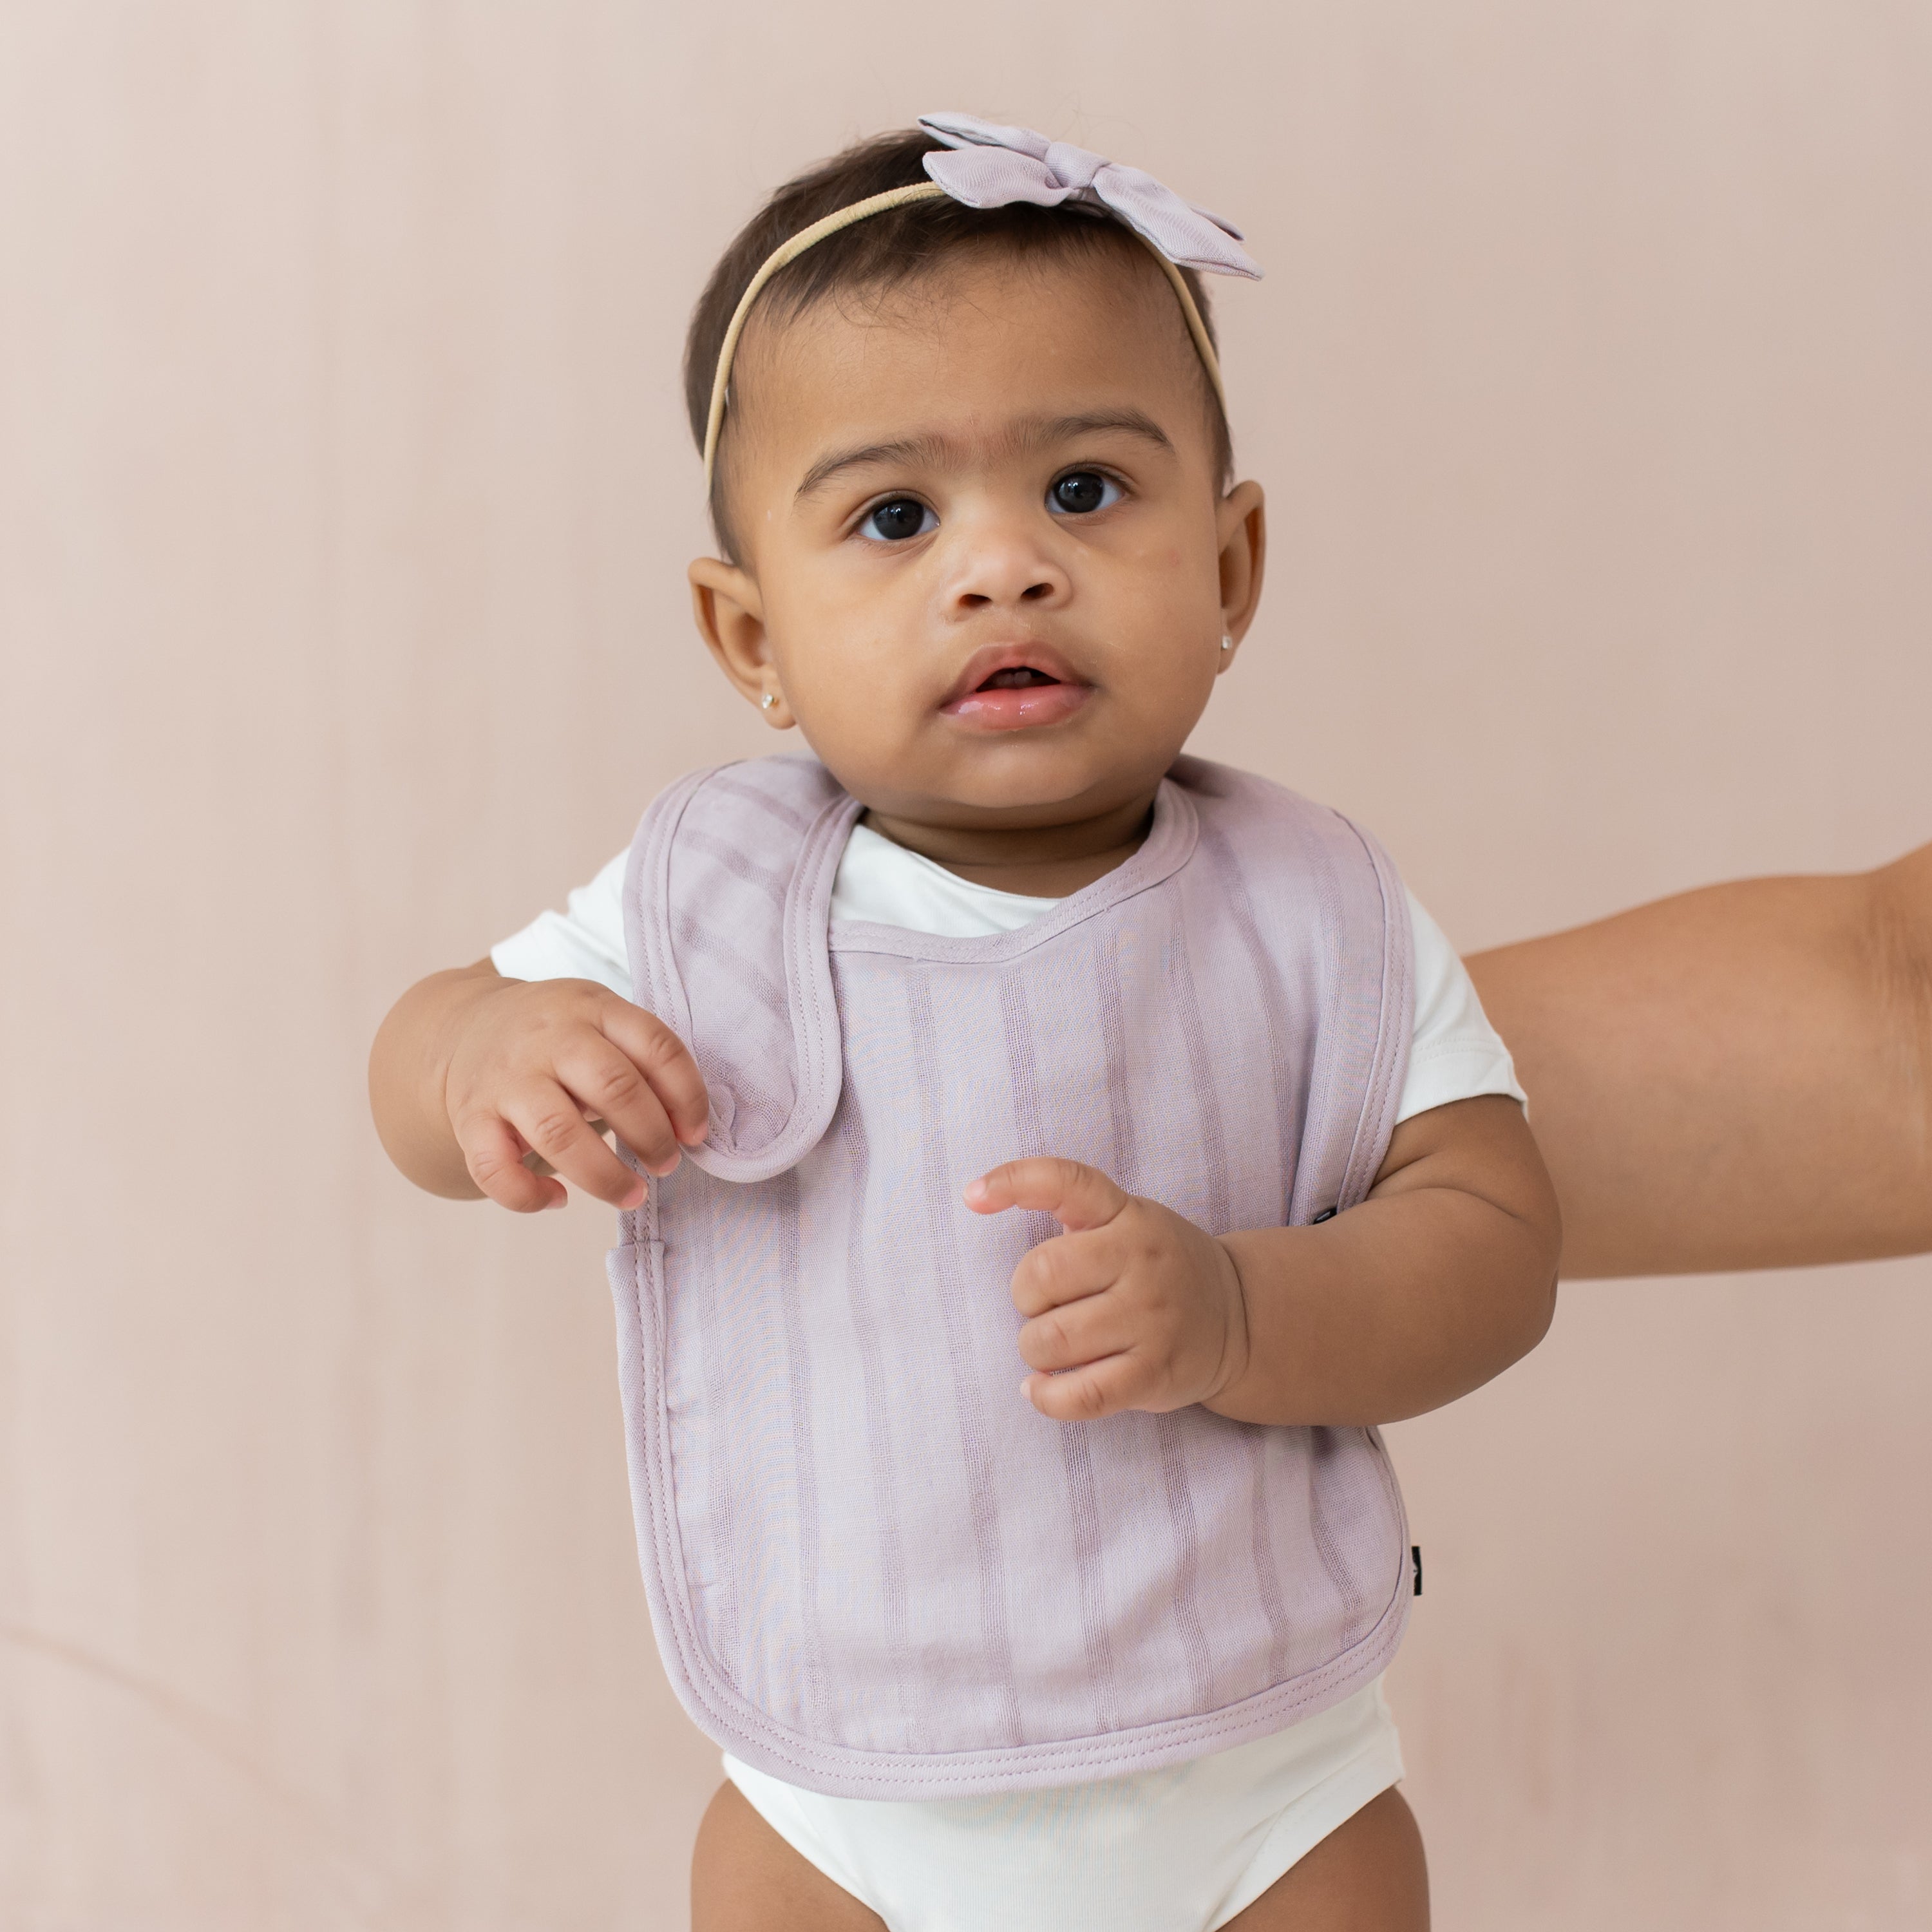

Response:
(370, 115), (1561, 1932)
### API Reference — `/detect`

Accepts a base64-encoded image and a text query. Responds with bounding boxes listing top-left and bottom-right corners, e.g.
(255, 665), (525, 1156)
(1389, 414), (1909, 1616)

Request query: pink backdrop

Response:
(3, 3), (1929, 1925)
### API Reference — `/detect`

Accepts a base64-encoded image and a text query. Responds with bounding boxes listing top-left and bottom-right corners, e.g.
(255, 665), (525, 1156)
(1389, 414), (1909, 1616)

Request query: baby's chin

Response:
(829, 740), (1178, 833)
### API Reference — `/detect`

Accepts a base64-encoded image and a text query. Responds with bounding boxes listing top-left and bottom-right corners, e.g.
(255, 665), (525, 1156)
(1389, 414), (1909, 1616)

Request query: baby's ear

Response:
(688, 558), (784, 721)
(1215, 481), (1266, 651)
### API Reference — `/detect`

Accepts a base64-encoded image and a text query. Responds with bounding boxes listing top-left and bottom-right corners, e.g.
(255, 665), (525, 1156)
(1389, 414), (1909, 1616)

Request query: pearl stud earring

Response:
(1220, 634), (1233, 652)
(762, 691), (779, 711)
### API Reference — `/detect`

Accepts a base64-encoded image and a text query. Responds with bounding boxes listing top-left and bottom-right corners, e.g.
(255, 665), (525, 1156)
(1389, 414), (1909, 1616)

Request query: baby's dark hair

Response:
(684, 128), (1235, 560)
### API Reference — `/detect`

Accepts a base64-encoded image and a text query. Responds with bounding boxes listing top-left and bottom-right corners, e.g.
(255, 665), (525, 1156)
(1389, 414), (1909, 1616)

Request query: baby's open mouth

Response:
(942, 651), (1092, 731)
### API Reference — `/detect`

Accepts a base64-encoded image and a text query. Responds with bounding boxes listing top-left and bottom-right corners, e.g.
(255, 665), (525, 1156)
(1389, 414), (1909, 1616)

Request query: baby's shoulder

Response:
(1170, 754), (1404, 883)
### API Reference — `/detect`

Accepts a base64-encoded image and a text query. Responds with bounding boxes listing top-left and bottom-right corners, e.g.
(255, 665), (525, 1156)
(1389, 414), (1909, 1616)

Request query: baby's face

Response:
(690, 247), (1264, 835)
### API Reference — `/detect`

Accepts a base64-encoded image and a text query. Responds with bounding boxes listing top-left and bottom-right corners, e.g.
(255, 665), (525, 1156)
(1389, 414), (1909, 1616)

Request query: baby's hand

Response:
(965, 1159), (1251, 1422)
(443, 978), (710, 1213)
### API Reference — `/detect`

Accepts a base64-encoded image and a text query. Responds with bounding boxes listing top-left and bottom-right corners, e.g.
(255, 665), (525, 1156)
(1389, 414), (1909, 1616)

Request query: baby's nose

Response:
(947, 524), (1071, 611)
(957, 574), (1057, 609)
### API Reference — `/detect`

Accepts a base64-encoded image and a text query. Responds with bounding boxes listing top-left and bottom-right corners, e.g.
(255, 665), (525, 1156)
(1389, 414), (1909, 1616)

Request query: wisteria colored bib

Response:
(607, 755), (1414, 1798)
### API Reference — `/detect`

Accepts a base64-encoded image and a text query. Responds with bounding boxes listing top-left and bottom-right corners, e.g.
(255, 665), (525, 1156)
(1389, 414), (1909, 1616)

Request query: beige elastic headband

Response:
(701, 178), (1235, 489)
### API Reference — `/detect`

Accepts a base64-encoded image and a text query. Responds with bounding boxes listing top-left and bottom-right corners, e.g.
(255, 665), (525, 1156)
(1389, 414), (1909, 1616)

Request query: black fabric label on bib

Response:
(1411, 1546), (1423, 1597)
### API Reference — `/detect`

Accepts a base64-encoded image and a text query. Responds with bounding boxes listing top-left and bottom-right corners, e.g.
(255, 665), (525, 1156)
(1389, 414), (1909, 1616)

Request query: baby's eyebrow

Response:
(795, 433), (951, 500)
(793, 410), (1175, 500)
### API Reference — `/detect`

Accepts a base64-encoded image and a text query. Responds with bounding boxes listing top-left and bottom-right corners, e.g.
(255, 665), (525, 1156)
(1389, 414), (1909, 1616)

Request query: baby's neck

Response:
(864, 793), (1155, 898)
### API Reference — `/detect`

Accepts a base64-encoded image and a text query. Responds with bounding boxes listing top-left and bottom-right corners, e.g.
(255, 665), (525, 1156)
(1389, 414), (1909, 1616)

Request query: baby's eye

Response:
(860, 497), (937, 542)
(1048, 470), (1123, 516)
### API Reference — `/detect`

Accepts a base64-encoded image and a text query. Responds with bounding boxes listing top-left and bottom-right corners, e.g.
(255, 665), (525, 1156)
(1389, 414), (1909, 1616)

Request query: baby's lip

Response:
(940, 642), (1088, 710)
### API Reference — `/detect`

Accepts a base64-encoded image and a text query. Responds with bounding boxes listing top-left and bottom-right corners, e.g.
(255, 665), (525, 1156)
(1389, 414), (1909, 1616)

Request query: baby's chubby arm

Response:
(968, 1095), (1560, 1426)
(368, 962), (710, 1210)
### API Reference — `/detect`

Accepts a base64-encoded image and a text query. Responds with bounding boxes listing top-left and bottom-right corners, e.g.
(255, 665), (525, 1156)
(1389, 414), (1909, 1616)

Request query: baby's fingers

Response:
(1022, 1354), (1154, 1425)
(1017, 1292), (1137, 1373)
(551, 1036), (685, 1178)
(1009, 1227), (1120, 1318)
(459, 1113), (567, 1213)
(497, 1080), (645, 1209)
(967, 1157), (1128, 1233)
(596, 1001), (711, 1149)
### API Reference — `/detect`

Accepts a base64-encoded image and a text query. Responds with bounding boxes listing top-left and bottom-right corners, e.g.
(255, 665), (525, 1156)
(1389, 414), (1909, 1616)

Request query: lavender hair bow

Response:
(918, 113), (1261, 279)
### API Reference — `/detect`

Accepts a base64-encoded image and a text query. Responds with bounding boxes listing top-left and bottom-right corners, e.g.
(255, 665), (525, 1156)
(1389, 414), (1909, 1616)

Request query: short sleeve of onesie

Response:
(491, 848), (632, 994)
(488, 828), (1524, 1125)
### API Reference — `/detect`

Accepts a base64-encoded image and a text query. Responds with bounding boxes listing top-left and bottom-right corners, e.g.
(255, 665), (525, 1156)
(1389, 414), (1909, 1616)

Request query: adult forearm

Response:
(367, 961), (505, 1199)
(1468, 843), (1932, 1278)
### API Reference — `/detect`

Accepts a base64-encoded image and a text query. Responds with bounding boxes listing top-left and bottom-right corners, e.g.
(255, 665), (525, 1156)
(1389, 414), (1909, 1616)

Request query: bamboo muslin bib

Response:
(607, 754), (1416, 1800)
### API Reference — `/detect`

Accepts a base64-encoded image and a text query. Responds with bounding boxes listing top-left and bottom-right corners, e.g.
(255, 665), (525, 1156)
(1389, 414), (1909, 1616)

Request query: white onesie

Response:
(494, 819), (1523, 1932)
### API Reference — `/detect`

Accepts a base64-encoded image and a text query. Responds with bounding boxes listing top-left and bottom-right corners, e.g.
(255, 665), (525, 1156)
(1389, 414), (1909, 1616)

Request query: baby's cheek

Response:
(776, 625), (927, 757)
